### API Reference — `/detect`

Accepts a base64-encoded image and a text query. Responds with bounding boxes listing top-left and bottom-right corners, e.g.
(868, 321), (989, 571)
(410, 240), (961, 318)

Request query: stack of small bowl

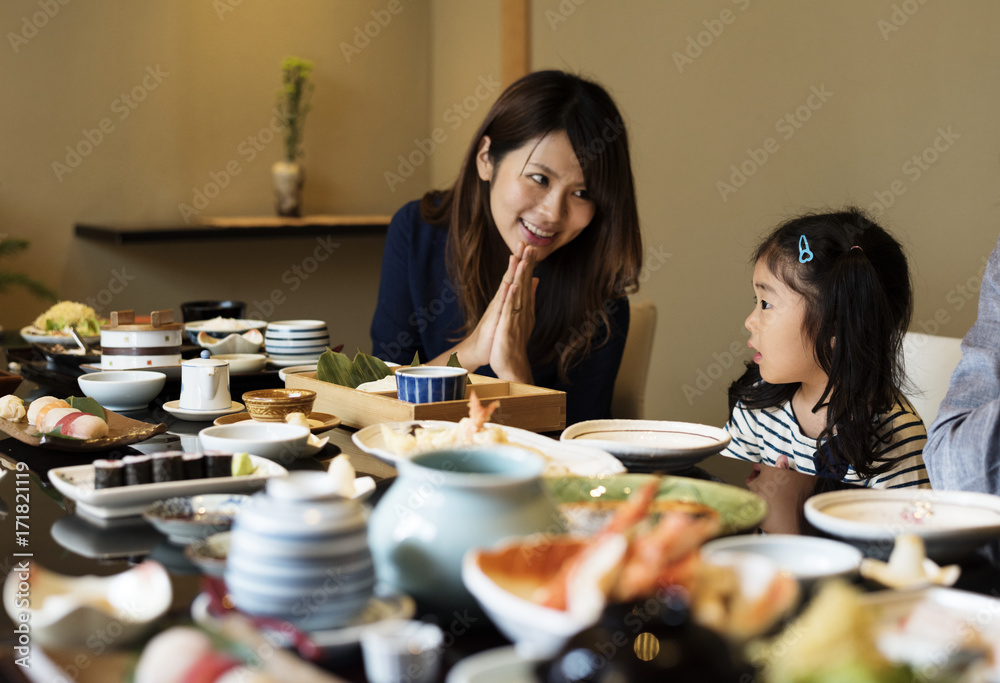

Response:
(225, 472), (375, 631)
(264, 320), (330, 366)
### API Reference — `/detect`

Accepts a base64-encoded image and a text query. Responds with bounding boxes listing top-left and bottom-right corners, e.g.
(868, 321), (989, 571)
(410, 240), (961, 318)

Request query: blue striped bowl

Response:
(395, 366), (468, 404)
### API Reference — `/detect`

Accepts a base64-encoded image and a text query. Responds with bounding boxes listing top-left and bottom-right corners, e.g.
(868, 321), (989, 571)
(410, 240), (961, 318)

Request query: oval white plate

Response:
(804, 488), (1000, 561)
(353, 420), (625, 477)
(21, 326), (101, 346)
(701, 533), (862, 582)
(560, 419), (731, 472)
(210, 354), (268, 374)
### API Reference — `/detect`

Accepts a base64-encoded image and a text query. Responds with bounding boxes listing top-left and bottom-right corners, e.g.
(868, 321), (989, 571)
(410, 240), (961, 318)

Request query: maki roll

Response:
(203, 451), (233, 479)
(93, 459), (124, 489)
(152, 452), (184, 483)
(123, 454), (152, 486)
(182, 452), (205, 480)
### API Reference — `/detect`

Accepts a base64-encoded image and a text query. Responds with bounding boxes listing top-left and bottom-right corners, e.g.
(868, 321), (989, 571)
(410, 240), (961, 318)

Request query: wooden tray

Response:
(0, 410), (168, 452)
(285, 372), (566, 433)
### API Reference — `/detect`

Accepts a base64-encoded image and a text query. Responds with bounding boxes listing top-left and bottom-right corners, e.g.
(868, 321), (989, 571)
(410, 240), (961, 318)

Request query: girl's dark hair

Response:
(420, 70), (643, 379)
(728, 208), (913, 479)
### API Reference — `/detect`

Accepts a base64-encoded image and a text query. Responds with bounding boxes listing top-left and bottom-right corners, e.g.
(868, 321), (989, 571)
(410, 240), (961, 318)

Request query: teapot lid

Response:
(182, 350), (228, 367)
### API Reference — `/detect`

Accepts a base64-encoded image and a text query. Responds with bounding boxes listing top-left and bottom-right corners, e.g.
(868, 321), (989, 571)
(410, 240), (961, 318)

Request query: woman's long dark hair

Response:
(728, 208), (913, 479)
(420, 70), (643, 379)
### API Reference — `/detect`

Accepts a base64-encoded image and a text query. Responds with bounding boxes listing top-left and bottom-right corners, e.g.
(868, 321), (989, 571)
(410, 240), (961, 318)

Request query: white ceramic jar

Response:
(368, 446), (564, 615)
(225, 472), (375, 630)
(100, 322), (183, 369)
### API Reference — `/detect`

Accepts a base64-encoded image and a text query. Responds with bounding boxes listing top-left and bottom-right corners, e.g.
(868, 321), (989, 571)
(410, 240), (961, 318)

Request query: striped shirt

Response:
(722, 397), (931, 488)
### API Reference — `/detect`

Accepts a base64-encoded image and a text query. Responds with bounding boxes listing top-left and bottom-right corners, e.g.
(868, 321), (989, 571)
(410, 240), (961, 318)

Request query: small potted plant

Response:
(273, 56), (314, 218)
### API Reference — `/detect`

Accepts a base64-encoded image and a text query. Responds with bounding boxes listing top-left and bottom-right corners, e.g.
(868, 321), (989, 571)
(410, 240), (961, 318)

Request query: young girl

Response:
(370, 71), (643, 424)
(722, 209), (930, 529)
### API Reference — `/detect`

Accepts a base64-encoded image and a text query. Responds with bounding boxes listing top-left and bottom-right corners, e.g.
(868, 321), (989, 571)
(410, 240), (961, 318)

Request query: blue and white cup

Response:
(395, 366), (468, 404)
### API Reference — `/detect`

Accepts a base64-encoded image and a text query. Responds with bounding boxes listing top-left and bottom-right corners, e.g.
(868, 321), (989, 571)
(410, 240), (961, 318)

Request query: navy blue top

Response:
(370, 200), (630, 425)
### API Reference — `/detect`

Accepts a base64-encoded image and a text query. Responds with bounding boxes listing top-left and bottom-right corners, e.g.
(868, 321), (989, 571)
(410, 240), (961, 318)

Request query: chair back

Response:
(901, 331), (963, 425)
(611, 299), (657, 419)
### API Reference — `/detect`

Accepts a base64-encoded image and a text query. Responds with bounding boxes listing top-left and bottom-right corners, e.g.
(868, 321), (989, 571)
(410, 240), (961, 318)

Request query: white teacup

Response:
(180, 351), (231, 411)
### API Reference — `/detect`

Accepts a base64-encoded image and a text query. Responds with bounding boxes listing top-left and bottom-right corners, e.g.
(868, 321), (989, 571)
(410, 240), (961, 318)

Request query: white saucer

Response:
(268, 357), (320, 368)
(163, 400), (246, 422)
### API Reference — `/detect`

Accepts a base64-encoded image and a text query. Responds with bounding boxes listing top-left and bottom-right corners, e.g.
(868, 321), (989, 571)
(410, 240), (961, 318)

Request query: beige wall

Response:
(0, 1), (433, 354)
(528, 0), (1000, 434)
(5, 2), (999, 446)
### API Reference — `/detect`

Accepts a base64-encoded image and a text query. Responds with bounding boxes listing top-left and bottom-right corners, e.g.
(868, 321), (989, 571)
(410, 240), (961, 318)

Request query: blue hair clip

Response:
(798, 235), (814, 263)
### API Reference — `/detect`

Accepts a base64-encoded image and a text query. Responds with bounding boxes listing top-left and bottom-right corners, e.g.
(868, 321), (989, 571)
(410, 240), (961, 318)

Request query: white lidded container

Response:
(101, 309), (183, 369)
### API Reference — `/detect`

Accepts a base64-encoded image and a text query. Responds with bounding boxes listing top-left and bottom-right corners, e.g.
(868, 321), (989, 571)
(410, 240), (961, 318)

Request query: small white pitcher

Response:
(179, 350), (231, 411)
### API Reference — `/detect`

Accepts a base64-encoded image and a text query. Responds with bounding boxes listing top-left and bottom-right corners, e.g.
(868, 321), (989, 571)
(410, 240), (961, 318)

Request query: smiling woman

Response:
(370, 70), (644, 425)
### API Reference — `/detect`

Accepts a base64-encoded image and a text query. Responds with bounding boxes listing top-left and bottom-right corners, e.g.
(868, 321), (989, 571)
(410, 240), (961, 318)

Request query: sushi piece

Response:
(123, 455), (153, 486)
(93, 459), (124, 489)
(52, 413), (109, 440)
(38, 407), (80, 433)
(152, 453), (184, 483)
(26, 396), (64, 425)
(0, 395), (26, 422)
(203, 452), (232, 479)
(182, 453), (205, 480)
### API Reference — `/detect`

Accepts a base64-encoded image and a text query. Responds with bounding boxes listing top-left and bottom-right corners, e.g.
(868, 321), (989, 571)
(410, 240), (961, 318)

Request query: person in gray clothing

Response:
(925, 235), (1000, 493)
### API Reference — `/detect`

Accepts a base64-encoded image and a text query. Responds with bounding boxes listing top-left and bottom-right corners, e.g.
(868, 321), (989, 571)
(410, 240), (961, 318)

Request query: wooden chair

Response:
(611, 299), (658, 419)
(901, 331), (963, 426)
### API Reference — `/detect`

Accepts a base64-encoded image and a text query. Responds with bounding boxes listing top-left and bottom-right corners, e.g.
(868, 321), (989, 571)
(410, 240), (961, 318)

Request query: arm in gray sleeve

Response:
(925, 234), (1000, 493)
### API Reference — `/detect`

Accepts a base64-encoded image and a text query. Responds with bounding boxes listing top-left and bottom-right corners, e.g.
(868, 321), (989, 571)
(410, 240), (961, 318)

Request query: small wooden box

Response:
(284, 372), (566, 433)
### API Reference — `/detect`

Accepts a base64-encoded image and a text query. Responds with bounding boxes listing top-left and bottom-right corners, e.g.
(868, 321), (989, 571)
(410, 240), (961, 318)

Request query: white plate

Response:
(804, 488), (1000, 561)
(446, 646), (539, 683)
(700, 534), (863, 583)
(163, 400), (246, 421)
(277, 364), (318, 381)
(50, 515), (164, 560)
(184, 319), (267, 334)
(20, 326), (101, 346)
(863, 587), (1000, 676)
(47, 455), (287, 519)
(190, 588), (415, 660)
(268, 357), (321, 368)
(560, 419), (731, 472)
(353, 420), (625, 477)
(210, 354), (268, 373)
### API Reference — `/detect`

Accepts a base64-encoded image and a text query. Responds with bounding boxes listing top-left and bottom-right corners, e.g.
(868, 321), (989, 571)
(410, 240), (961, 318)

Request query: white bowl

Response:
(198, 422), (310, 463)
(462, 539), (587, 659)
(211, 353), (267, 373)
(700, 534), (862, 584)
(77, 371), (167, 411)
(266, 319), (327, 332)
(2, 561), (172, 648)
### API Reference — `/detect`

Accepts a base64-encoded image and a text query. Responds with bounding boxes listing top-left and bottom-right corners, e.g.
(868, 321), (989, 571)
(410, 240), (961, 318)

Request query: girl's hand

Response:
(490, 246), (538, 383)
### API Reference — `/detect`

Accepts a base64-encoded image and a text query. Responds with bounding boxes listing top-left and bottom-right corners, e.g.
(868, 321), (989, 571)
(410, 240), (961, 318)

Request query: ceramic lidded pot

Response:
(368, 445), (564, 615)
(179, 351), (231, 411)
(225, 472), (375, 631)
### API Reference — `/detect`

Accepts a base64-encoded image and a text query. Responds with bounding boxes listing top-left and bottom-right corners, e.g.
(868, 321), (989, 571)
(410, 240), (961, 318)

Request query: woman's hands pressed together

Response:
(434, 244), (538, 383)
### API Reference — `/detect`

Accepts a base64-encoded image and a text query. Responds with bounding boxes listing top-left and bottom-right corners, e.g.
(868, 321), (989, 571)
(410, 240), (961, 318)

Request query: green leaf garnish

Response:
(447, 352), (472, 384)
(67, 396), (106, 420)
(316, 348), (393, 389)
(411, 351), (421, 366)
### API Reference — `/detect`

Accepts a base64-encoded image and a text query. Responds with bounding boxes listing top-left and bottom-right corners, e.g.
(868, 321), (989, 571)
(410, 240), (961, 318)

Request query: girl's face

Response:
(744, 260), (826, 387)
(476, 131), (595, 261)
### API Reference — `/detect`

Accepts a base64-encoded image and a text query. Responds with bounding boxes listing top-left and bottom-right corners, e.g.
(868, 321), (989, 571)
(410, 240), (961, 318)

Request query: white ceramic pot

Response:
(368, 446), (563, 614)
(272, 161), (303, 217)
(180, 351), (231, 411)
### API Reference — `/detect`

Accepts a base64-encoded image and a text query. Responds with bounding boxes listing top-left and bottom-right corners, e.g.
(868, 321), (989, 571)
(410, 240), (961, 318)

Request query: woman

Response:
(371, 70), (643, 424)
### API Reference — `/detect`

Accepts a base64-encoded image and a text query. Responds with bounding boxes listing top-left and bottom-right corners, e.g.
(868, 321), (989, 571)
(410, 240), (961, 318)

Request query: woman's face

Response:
(476, 131), (596, 261)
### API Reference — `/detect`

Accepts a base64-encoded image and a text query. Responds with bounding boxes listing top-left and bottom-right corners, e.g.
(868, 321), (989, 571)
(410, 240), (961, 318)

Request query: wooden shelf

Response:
(75, 215), (392, 244)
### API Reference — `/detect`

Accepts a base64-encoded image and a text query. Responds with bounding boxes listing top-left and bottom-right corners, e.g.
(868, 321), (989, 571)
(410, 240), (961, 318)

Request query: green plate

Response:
(544, 474), (767, 536)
